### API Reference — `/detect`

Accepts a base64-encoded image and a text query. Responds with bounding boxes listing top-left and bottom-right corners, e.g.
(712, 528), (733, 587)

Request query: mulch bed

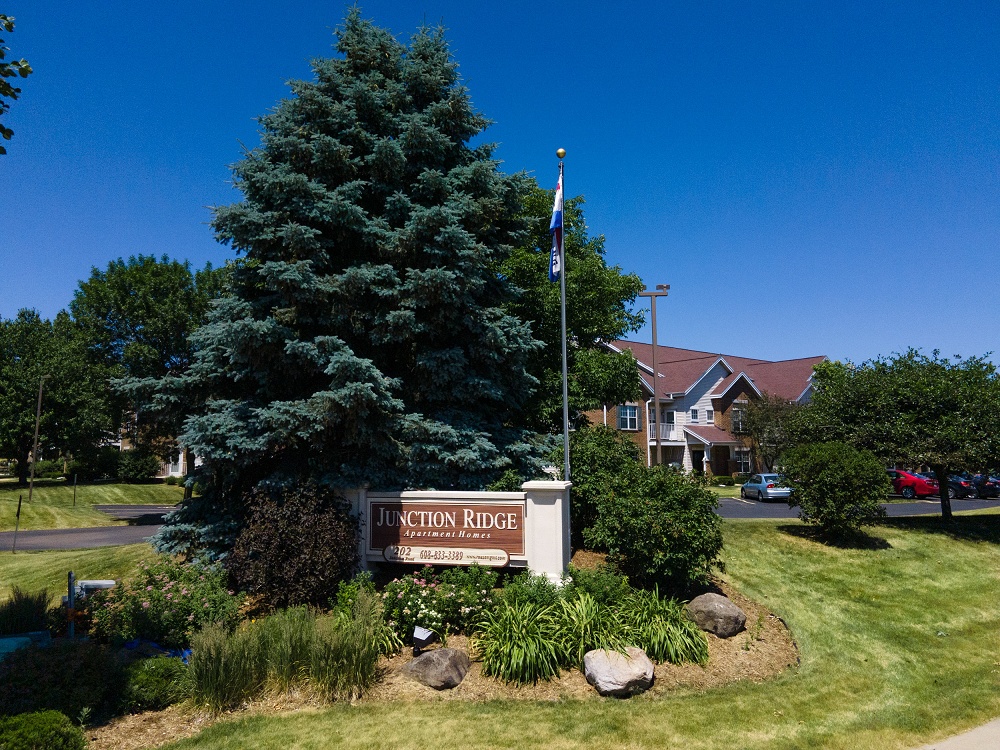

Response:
(88, 577), (798, 749)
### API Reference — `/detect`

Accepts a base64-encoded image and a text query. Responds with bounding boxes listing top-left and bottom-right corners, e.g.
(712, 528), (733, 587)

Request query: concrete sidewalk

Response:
(915, 716), (1000, 749)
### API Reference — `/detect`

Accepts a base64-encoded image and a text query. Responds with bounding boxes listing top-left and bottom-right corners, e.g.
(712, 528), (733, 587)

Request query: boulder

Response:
(402, 648), (471, 690)
(583, 647), (654, 697)
(685, 593), (746, 638)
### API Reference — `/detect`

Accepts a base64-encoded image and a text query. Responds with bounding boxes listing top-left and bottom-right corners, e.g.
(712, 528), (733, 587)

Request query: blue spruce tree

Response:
(147, 11), (541, 558)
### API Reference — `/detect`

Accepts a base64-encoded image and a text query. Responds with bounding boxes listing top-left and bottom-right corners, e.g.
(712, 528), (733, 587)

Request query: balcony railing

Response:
(647, 424), (676, 441)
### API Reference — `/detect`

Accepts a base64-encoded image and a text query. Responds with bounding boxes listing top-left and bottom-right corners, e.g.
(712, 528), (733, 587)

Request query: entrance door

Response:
(691, 449), (705, 474)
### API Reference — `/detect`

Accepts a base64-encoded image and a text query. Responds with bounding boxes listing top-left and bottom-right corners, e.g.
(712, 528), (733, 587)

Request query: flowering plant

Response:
(381, 565), (498, 641)
(86, 557), (243, 649)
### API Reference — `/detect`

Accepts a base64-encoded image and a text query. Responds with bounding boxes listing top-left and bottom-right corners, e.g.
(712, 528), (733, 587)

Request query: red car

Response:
(887, 469), (939, 499)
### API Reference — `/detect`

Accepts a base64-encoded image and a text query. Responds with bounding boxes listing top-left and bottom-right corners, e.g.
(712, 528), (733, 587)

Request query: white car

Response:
(740, 473), (792, 502)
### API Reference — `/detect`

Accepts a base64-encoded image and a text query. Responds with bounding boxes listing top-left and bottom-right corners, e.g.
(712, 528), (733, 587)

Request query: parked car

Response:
(914, 473), (975, 500)
(972, 474), (1000, 499)
(949, 475), (980, 499)
(886, 469), (938, 500)
(741, 473), (792, 501)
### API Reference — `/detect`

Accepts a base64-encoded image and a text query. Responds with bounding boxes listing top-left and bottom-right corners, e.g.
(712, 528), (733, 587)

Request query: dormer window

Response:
(690, 409), (699, 423)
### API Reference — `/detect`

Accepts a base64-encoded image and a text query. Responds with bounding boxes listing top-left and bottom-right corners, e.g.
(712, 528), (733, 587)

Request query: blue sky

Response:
(2, 1), (998, 364)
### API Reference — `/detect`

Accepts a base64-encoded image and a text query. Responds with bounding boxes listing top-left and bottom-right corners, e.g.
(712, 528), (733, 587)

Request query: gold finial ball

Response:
(556, 148), (566, 159)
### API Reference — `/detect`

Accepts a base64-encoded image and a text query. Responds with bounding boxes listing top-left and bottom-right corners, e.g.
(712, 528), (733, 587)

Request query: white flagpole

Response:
(557, 149), (570, 482)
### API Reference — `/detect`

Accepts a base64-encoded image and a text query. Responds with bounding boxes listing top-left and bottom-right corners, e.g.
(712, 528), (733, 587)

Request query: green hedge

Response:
(0, 711), (86, 750)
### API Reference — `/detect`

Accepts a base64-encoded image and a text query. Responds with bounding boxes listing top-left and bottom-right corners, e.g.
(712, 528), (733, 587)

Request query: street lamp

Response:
(638, 285), (669, 466)
(26, 374), (51, 504)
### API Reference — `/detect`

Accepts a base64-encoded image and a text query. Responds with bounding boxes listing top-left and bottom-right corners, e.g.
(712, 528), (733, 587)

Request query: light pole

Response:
(26, 374), (51, 504)
(638, 285), (669, 466)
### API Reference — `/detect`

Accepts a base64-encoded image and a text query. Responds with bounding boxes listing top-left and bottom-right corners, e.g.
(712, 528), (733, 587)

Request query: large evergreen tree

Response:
(146, 11), (540, 557)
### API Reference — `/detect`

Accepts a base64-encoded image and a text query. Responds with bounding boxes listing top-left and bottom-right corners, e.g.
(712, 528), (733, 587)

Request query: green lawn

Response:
(0, 543), (158, 601)
(0, 479), (183, 532)
(162, 515), (1000, 750)
(706, 484), (741, 499)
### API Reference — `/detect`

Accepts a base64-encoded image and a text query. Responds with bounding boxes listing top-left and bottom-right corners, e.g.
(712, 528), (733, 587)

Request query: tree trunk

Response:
(932, 465), (953, 521)
(15, 448), (29, 485)
(183, 447), (194, 500)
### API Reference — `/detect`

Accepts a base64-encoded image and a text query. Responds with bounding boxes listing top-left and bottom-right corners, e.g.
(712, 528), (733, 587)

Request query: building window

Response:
(734, 448), (752, 474)
(618, 405), (639, 431)
(690, 409), (699, 423)
(706, 409), (714, 424)
(731, 405), (747, 433)
(648, 407), (676, 425)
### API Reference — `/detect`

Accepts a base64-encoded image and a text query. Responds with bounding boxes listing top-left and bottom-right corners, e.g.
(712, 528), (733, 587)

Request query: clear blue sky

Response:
(3, 1), (998, 364)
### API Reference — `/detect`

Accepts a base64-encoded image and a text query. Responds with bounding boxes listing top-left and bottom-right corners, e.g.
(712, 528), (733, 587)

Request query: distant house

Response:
(584, 341), (827, 475)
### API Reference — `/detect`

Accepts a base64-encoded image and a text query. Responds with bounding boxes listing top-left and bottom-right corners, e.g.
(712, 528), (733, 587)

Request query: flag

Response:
(548, 171), (564, 282)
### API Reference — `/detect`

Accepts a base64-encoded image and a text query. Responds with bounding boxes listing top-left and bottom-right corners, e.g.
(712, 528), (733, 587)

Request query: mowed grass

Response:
(163, 515), (1000, 750)
(0, 543), (158, 601)
(0, 479), (183, 532)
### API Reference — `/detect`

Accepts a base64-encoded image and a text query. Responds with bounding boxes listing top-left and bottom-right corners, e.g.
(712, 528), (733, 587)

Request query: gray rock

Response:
(402, 648), (471, 690)
(685, 593), (746, 638)
(583, 647), (654, 697)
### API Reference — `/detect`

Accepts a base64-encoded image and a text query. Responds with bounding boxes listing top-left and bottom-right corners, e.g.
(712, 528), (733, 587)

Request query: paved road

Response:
(717, 496), (1000, 519)
(0, 504), (173, 551)
(1, 524), (163, 551)
(4, 499), (998, 550)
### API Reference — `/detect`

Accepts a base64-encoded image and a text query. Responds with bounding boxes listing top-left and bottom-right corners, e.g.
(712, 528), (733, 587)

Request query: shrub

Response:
(66, 446), (121, 482)
(622, 588), (708, 665)
(118, 450), (160, 482)
(497, 570), (561, 609)
(560, 425), (645, 549)
(381, 568), (447, 639)
(86, 556), (243, 649)
(0, 640), (126, 720)
(560, 565), (631, 607)
(122, 656), (192, 712)
(380, 565), (497, 641)
(228, 482), (359, 609)
(437, 564), (499, 633)
(0, 587), (49, 636)
(0, 711), (87, 750)
(781, 441), (890, 536)
(714, 475), (736, 486)
(586, 467), (724, 594)
(473, 600), (562, 684)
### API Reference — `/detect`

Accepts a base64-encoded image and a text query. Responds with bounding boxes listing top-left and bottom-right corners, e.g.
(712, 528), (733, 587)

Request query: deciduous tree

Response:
(804, 351), (1000, 520)
(734, 393), (801, 471)
(71, 255), (227, 492)
(502, 183), (644, 431)
(0, 14), (32, 155)
(0, 310), (115, 483)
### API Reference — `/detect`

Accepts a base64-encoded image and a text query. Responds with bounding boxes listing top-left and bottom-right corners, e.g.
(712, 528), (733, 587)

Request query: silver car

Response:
(740, 473), (792, 501)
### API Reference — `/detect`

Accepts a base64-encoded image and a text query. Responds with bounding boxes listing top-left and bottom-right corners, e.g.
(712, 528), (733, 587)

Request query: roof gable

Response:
(610, 340), (826, 402)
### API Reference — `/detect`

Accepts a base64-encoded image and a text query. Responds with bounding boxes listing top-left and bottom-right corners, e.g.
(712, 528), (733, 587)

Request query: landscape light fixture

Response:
(412, 625), (437, 657)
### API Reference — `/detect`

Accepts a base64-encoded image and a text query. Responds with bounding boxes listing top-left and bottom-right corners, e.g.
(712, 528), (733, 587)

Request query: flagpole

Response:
(557, 148), (570, 482)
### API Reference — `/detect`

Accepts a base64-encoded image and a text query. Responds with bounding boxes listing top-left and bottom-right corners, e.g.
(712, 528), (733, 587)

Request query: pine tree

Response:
(147, 11), (540, 557)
